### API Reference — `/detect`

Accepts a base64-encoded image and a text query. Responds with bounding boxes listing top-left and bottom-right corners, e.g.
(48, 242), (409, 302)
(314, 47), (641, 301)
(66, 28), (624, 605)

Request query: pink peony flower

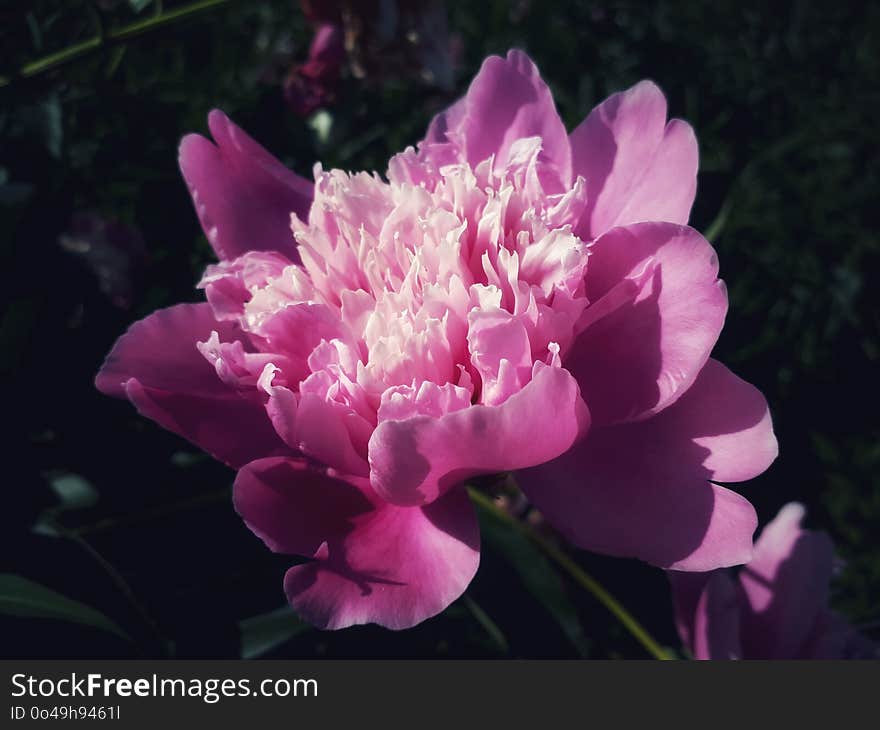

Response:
(96, 50), (777, 630)
(670, 503), (878, 659)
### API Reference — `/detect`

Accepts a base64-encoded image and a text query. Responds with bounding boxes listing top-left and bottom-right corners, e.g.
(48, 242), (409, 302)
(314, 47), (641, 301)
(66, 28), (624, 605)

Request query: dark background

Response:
(1, 0), (878, 659)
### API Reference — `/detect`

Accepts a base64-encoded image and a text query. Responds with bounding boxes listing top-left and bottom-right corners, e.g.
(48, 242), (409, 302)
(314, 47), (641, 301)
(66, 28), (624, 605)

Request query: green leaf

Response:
(476, 502), (591, 657)
(33, 473), (100, 536)
(239, 605), (312, 659)
(0, 168), (34, 205)
(30, 95), (63, 158)
(0, 574), (130, 641)
(49, 473), (99, 511)
(170, 450), (208, 468)
(128, 0), (156, 13)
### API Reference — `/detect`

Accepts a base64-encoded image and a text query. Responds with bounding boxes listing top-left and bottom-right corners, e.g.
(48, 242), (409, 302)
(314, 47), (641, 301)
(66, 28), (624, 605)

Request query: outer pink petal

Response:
(620, 358), (777, 485)
(233, 457), (374, 556)
(179, 110), (313, 261)
(611, 119), (698, 231)
(422, 50), (571, 188)
(424, 96), (466, 146)
(95, 303), (289, 468)
(566, 223), (727, 425)
(678, 361), (778, 483)
(569, 80), (698, 239)
(738, 503), (835, 659)
(369, 362), (589, 507)
(669, 571), (743, 660)
(518, 360), (775, 570)
(234, 457), (480, 630)
(668, 571), (708, 651)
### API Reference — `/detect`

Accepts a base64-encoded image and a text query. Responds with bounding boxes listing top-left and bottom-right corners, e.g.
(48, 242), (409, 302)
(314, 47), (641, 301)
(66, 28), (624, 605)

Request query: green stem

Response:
(0, 0), (239, 88)
(467, 487), (673, 660)
(54, 523), (170, 656)
(72, 487), (232, 537)
(462, 594), (510, 654)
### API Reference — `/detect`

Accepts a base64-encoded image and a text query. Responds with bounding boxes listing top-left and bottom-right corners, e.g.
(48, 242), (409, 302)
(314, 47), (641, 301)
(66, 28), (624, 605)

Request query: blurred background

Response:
(1, 0), (878, 658)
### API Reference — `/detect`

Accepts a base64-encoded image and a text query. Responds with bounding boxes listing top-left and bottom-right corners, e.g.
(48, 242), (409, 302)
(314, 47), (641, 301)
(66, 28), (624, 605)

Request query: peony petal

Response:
(246, 301), (347, 385)
(565, 222), (727, 425)
(257, 363), (299, 450)
(519, 360), (773, 570)
(234, 457), (480, 630)
(422, 50), (571, 189)
(179, 110), (313, 261)
(286, 489), (479, 631)
(569, 80), (698, 240)
(295, 393), (371, 477)
(802, 610), (879, 660)
(198, 251), (292, 321)
(669, 571), (743, 660)
(610, 119), (698, 232)
(691, 572), (743, 660)
(369, 362), (589, 506)
(233, 457), (374, 556)
(96, 303), (290, 467)
(668, 571), (709, 652)
(738, 503), (835, 659)
(424, 96), (466, 146)
(677, 360), (778, 482)
(377, 381), (472, 422)
(467, 308), (533, 406)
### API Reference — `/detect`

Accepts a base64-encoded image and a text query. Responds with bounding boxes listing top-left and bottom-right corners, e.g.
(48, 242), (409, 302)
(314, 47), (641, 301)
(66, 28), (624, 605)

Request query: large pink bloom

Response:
(97, 50), (777, 629)
(670, 503), (877, 659)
